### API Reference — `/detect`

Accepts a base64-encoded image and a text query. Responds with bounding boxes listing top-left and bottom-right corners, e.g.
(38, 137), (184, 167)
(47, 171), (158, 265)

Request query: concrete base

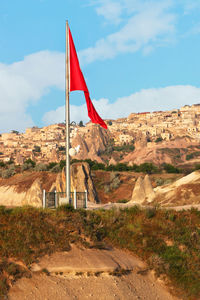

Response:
(59, 197), (70, 205)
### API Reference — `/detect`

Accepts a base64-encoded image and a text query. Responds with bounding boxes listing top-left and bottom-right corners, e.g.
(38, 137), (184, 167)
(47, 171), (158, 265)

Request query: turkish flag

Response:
(68, 28), (107, 129)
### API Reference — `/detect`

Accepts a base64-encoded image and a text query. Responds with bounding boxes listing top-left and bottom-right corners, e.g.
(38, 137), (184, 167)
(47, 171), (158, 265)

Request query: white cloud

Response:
(0, 51), (64, 133)
(96, 1), (123, 24)
(79, 1), (175, 65)
(42, 85), (200, 125)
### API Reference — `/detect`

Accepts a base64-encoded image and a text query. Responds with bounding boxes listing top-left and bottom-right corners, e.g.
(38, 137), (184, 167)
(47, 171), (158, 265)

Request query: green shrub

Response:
(60, 160), (66, 169)
(110, 176), (121, 189)
(56, 204), (74, 212)
(33, 145), (41, 153)
(58, 146), (65, 152)
(117, 199), (129, 203)
(155, 137), (163, 143)
(1, 165), (16, 178)
(186, 154), (194, 160)
(195, 164), (200, 170)
(113, 144), (135, 152)
(50, 164), (61, 173)
(137, 163), (158, 174)
(163, 163), (180, 173)
(47, 162), (58, 170)
(34, 163), (47, 172)
(21, 163), (33, 171)
(145, 208), (156, 218)
(104, 185), (110, 193)
(0, 161), (5, 167)
(24, 159), (36, 168)
(91, 163), (105, 170)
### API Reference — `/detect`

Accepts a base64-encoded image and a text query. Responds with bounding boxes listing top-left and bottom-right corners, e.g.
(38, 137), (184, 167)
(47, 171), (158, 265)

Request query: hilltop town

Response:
(1, 104), (200, 166)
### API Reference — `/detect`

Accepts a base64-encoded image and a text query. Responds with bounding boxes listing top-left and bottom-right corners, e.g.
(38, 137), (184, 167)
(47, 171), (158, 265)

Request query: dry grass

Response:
(0, 206), (199, 299)
(0, 172), (57, 193)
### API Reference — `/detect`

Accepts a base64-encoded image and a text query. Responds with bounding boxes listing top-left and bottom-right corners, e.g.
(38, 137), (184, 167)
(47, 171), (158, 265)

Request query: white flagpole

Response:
(65, 20), (71, 203)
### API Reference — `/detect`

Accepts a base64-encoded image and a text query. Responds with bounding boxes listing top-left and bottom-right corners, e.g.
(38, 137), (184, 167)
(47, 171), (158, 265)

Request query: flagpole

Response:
(65, 20), (71, 203)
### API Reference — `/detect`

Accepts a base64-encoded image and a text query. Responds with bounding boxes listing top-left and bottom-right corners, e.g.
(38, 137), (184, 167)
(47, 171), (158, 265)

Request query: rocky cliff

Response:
(0, 163), (98, 207)
(50, 162), (98, 203)
(130, 175), (155, 204)
(71, 125), (111, 162)
(152, 171), (200, 206)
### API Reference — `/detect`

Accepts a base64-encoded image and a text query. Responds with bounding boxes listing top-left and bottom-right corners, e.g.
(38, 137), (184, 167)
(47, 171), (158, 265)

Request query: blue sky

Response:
(0, 0), (200, 132)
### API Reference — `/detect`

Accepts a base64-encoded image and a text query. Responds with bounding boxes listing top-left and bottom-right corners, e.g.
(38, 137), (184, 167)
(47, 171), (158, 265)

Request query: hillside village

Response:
(1, 104), (200, 165)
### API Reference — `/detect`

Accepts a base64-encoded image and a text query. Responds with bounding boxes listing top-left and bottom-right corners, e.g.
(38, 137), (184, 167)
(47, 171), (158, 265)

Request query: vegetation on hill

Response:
(0, 157), (200, 180)
(0, 206), (199, 299)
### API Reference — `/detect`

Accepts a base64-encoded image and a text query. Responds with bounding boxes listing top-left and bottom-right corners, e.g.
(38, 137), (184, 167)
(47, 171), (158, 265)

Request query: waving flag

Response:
(68, 28), (107, 129)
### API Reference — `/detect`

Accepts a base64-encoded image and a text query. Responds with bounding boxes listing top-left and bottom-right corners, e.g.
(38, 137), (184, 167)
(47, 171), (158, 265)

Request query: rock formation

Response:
(0, 178), (43, 207)
(134, 133), (147, 149)
(71, 125), (110, 162)
(109, 157), (117, 165)
(51, 149), (59, 162)
(16, 152), (24, 165)
(50, 162), (99, 203)
(0, 162), (98, 207)
(22, 178), (43, 207)
(130, 175), (155, 204)
(153, 171), (200, 206)
(130, 176), (146, 203)
(143, 174), (155, 202)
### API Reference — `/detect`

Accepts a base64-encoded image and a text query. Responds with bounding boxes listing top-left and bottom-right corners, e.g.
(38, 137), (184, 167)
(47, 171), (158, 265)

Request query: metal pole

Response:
(65, 20), (71, 202)
(85, 189), (88, 209)
(74, 189), (77, 209)
(55, 190), (57, 208)
(42, 189), (46, 208)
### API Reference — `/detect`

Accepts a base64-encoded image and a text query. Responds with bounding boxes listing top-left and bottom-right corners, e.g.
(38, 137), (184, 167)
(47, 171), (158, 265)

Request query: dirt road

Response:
(8, 246), (178, 300)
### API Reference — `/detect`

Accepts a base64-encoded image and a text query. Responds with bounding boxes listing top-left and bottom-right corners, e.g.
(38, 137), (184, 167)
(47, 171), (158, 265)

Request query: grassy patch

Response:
(0, 206), (199, 298)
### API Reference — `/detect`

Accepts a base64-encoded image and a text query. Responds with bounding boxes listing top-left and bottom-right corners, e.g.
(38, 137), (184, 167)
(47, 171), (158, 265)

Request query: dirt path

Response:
(87, 201), (200, 211)
(8, 246), (178, 300)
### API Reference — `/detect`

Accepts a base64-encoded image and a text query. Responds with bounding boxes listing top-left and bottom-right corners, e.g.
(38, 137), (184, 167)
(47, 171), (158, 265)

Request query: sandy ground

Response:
(8, 246), (178, 300)
(87, 201), (200, 211)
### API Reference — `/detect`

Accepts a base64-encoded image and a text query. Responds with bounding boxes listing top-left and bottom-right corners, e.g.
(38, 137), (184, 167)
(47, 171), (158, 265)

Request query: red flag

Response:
(68, 28), (107, 129)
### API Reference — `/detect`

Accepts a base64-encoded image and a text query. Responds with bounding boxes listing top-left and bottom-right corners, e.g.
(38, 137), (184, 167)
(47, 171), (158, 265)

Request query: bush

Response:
(104, 185), (110, 193)
(79, 120), (84, 127)
(33, 145), (41, 153)
(50, 164), (61, 173)
(106, 163), (130, 172)
(155, 137), (163, 143)
(58, 146), (65, 152)
(137, 163), (158, 174)
(56, 204), (74, 212)
(21, 163), (33, 171)
(0, 161), (5, 167)
(34, 163), (47, 172)
(113, 144), (135, 152)
(6, 159), (14, 165)
(155, 178), (165, 186)
(47, 162), (58, 170)
(145, 208), (156, 218)
(163, 163), (180, 173)
(186, 151), (200, 161)
(1, 165), (16, 178)
(91, 163), (105, 170)
(60, 160), (66, 170)
(117, 199), (129, 203)
(186, 154), (194, 160)
(110, 176), (121, 189)
(24, 159), (36, 168)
